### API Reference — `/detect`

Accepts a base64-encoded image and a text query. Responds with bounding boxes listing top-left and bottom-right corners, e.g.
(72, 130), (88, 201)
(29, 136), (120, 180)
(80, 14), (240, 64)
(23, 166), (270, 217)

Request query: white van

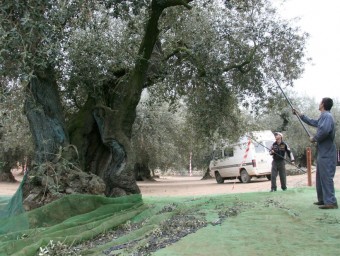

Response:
(209, 130), (275, 184)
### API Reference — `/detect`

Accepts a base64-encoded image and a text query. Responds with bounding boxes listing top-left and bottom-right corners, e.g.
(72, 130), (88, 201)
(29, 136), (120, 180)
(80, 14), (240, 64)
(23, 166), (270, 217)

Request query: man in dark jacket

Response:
(293, 97), (337, 209)
(269, 132), (295, 192)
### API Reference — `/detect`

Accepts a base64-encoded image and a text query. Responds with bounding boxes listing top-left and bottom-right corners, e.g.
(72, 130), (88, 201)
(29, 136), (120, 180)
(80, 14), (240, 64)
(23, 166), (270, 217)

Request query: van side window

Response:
(254, 140), (272, 153)
(264, 141), (272, 151)
(213, 150), (222, 160)
(224, 147), (234, 157)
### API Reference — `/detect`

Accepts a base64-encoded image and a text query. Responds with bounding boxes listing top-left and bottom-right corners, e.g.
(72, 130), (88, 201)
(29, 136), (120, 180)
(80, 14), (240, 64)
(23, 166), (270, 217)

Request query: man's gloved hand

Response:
(292, 108), (301, 116)
(309, 136), (316, 143)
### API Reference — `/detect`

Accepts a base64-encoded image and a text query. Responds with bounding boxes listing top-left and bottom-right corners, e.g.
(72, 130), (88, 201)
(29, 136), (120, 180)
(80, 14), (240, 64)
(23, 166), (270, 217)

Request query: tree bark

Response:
(22, 73), (106, 210)
(134, 152), (154, 181)
(0, 149), (17, 183)
(24, 73), (69, 163)
(68, 99), (141, 197)
(201, 167), (213, 180)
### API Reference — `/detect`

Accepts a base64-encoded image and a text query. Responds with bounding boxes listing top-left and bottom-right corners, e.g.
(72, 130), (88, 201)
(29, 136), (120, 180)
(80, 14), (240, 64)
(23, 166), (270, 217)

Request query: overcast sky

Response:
(275, 0), (340, 100)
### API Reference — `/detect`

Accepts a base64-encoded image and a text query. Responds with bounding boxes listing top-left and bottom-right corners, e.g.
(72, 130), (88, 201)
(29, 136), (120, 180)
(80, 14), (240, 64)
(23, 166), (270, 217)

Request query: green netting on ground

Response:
(0, 175), (27, 220)
(77, 188), (340, 256)
(0, 174), (28, 236)
(1, 183), (340, 256)
(152, 189), (340, 256)
(0, 179), (144, 256)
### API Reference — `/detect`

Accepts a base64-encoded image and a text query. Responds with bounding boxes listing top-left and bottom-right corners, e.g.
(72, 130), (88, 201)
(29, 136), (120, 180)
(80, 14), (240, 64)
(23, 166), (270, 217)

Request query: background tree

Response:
(132, 93), (213, 180)
(0, 78), (33, 182)
(131, 96), (185, 180)
(332, 99), (340, 155)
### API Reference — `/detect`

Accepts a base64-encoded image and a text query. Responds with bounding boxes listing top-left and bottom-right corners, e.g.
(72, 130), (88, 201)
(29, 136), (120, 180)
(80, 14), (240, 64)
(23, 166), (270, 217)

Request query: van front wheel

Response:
(215, 172), (224, 184)
(240, 170), (251, 183)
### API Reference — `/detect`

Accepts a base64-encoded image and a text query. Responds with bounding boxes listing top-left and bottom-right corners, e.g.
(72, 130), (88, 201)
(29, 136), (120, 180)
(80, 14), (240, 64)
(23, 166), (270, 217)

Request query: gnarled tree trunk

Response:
(22, 73), (106, 210)
(68, 99), (141, 197)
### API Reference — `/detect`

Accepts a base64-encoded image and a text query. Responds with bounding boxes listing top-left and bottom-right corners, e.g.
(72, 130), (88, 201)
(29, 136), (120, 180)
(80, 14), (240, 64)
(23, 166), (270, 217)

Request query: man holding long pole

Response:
(269, 132), (295, 192)
(293, 98), (338, 209)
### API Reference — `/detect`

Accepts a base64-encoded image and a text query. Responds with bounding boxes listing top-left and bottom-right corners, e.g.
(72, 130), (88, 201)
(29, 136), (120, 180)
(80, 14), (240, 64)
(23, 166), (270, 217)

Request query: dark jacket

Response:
(270, 141), (294, 162)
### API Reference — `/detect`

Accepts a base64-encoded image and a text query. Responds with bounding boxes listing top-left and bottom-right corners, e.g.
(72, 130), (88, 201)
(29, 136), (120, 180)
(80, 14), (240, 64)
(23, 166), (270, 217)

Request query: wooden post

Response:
(306, 147), (312, 186)
(189, 152), (192, 176)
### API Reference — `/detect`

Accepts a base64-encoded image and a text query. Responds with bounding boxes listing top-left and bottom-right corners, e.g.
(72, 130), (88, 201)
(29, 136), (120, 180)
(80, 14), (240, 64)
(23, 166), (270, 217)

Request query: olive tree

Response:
(0, 79), (33, 182)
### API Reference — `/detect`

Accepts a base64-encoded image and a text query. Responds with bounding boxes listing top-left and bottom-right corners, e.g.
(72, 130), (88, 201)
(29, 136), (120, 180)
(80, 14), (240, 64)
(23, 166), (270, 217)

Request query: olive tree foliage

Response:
(149, 0), (309, 142)
(0, 78), (33, 182)
(0, 0), (308, 208)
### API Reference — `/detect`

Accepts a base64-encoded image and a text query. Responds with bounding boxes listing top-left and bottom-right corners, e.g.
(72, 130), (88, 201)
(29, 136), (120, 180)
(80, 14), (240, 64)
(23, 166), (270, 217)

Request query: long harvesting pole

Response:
(273, 78), (312, 138)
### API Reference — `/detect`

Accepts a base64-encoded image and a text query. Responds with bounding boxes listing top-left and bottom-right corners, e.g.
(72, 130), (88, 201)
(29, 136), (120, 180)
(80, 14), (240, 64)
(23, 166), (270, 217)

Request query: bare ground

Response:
(0, 169), (24, 196)
(138, 166), (340, 196)
(3, 167), (340, 197)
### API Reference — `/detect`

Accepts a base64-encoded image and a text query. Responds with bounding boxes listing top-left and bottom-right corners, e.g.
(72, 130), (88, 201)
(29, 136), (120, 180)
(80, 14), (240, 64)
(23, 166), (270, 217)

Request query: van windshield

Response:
(254, 141), (272, 153)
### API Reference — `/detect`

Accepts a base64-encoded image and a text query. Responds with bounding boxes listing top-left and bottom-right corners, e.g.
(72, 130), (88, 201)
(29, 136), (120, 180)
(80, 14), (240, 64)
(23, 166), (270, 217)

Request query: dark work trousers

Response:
(271, 160), (287, 191)
(316, 154), (337, 205)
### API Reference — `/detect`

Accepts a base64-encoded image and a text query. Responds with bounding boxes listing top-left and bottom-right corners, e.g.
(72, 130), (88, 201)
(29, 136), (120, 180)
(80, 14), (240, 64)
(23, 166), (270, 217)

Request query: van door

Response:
(218, 146), (239, 178)
(253, 140), (273, 174)
(209, 149), (224, 173)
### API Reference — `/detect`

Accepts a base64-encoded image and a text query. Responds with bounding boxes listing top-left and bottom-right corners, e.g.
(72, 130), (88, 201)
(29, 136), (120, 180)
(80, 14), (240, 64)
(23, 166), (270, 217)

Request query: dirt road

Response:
(138, 167), (340, 196)
(138, 172), (309, 196)
(2, 167), (340, 196)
